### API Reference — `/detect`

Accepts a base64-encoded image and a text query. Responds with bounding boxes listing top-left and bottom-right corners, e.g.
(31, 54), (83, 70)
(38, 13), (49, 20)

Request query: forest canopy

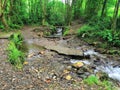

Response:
(0, 0), (119, 30)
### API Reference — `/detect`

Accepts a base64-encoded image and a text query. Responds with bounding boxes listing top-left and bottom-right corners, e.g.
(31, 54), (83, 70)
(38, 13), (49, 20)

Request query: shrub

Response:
(63, 26), (70, 36)
(47, 1), (65, 26)
(77, 23), (120, 47)
(101, 81), (113, 90)
(9, 24), (22, 29)
(84, 75), (99, 85)
(88, 17), (111, 30)
(77, 24), (96, 37)
(9, 33), (24, 49)
(98, 30), (120, 47)
(7, 41), (25, 69)
(7, 33), (25, 70)
(84, 75), (114, 90)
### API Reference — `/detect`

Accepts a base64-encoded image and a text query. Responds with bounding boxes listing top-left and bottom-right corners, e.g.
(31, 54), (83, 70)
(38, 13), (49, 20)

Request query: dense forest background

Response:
(0, 0), (120, 47)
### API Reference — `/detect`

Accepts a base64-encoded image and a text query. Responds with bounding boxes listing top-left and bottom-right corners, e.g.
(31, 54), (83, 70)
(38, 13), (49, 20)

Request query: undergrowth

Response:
(7, 33), (26, 70)
(84, 75), (114, 90)
(77, 17), (120, 49)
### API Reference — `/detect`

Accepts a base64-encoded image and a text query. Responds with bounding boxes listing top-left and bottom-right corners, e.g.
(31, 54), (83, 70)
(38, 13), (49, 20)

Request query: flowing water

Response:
(71, 49), (120, 82)
(55, 27), (63, 36)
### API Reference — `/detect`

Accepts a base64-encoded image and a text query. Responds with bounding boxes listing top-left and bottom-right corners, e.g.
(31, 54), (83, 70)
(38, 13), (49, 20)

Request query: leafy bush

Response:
(99, 30), (113, 42)
(7, 33), (25, 70)
(9, 33), (24, 49)
(88, 17), (111, 30)
(9, 24), (22, 29)
(63, 26), (70, 36)
(84, 75), (99, 85)
(101, 81), (113, 90)
(0, 25), (4, 29)
(47, 1), (65, 26)
(77, 24), (96, 37)
(7, 42), (25, 69)
(77, 22), (120, 47)
(99, 30), (120, 47)
(84, 75), (113, 90)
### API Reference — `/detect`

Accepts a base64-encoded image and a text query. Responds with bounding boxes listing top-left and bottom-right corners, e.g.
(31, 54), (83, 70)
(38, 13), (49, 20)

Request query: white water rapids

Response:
(71, 49), (120, 82)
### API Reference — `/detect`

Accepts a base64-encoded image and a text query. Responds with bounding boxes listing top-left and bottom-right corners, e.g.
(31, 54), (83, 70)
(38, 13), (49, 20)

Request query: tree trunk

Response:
(85, 0), (102, 20)
(1, 15), (9, 30)
(65, 0), (73, 26)
(0, 0), (9, 30)
(101, 0), (108, 17)
(40, 0), (48, 25)
(72, 0), (83, 19)
(111, 0), (120, 30)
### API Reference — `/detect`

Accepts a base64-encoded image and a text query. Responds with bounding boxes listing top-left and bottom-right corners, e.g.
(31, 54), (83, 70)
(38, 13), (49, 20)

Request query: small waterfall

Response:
(55, 27), (63, 36)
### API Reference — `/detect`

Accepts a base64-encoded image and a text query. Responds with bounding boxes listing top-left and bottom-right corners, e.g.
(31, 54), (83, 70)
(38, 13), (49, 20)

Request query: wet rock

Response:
(28, 53), (35, 58)
(63, 69), (70, 74)
(65, 75), (72, 80)
(66, 66), (72, 71)
(96, 71), (109, 81)
(77, 69), (84, 75)
(95, 48), (107, 54)
(39, 51), (45, 55)
(44, 45), (83, 57)
(93, 59), (101, 65)
(72, 62), (84, 68)
(23, 61), (29, 65)
(44, 78), (51, 83)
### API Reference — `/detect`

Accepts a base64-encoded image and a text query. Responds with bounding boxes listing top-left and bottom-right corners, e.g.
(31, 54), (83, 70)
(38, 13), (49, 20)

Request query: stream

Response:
(26, 34), (120, 83)
(0, 27), (120, 89)
(71, 49), (120, 82)
(25, 27), (120, 83)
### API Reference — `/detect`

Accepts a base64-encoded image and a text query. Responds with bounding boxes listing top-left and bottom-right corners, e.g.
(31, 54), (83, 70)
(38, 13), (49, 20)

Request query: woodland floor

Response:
(0, 22), (120, 90)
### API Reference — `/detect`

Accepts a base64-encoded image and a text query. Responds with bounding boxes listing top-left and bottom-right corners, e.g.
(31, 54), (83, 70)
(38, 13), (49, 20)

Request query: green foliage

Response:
(47, 1), (65, 25)
(7, 33), (25, 70)
(88, 17), (111, 30)
(77, 16), (120, 47)
(99, 30), (120, 47)
(84, 75), (114, 90)
(9, 33), (24, 49)
(77, 24), (96, 37)
(100, 30), (113, 42)
(0, 25), (4, 29)
(63, 26), (70, 36)
(9, 24), (22, 29)
(101, 81), (113, 90)
(117, 18), (120, 29)
(84, 75), (99, 85)
(63, 29), (69, 36)
(85, 0), (102, 19)
(7, 41), (25, 70)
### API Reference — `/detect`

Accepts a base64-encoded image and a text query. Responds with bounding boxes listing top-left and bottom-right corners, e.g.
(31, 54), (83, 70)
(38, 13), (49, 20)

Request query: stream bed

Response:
(0, 27), (120, 90)
(26, 35), (120, 90)
(71, 49), (120, 82)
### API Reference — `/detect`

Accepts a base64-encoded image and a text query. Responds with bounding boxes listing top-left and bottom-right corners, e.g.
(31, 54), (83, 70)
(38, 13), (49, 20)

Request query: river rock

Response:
(65, 75), (72, 80)
(72, 62), (84, 68)
(46, 45), (83, 56)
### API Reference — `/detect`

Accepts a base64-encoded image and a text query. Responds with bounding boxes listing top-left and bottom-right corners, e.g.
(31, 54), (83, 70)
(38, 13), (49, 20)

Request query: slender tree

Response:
(0, 0), (9, 30)
(72, 0), (83, 19)
(85, 0), (102, 20)
(40, 0), (48, 25)
(65, 0), (73, 26)
(101, 0), (108, 17)
(111, 0), (120, 30)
